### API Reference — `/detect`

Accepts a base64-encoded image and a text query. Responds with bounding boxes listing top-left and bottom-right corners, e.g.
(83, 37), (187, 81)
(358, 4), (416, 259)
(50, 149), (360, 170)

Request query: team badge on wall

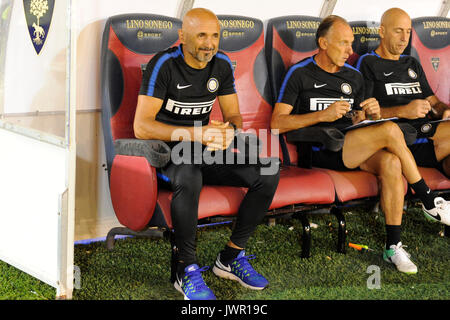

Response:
(24, 0), (55, 55)
(431, 57), (440, 72)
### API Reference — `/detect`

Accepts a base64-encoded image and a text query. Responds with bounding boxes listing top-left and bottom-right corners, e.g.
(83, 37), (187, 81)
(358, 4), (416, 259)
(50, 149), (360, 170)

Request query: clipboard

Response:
(342, 117), (398, 131)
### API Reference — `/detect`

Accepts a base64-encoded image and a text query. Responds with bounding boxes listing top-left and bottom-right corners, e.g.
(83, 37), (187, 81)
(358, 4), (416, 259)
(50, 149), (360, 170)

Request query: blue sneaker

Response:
(212, 250), (269, 290)
(174, 264), (216, 300)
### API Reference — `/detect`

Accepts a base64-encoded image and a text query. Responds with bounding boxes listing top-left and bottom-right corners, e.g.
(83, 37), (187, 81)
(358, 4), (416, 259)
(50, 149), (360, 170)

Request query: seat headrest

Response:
(209, 15), (273, 133)
(105, 14), (182, 55)
(265, 15), (321, 103)
(217, 15), (264, 52)
(267, 16), (321, 53)
(348, 21), (380, 66)
(412, 17), (450, 50)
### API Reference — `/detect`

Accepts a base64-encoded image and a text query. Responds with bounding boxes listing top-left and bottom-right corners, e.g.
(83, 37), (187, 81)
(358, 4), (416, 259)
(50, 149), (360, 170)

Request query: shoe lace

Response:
(184, 266), (210, 292)
(232, 255), (258, 278)
(434, 197), (448, 211)
(395, 243), (411, 260)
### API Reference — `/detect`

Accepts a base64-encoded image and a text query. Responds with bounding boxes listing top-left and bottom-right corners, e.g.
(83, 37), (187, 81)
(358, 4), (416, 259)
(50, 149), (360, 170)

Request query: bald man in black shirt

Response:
(272, 15), (449, 274)
(357, 8), (450, 179)
(135, 8), (279, 300)
(357, 7), (450, 228)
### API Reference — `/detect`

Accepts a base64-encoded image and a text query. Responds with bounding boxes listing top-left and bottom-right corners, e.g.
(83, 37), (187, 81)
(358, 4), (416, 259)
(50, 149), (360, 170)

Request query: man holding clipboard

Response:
(271, 15), (450, 275)
(357, 8), (449, 176)
(357, 7), (450, 226)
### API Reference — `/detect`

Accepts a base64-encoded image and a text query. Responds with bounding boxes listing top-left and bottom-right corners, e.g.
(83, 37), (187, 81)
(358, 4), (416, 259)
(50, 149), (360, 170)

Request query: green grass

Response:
(0, 203), (449, 300)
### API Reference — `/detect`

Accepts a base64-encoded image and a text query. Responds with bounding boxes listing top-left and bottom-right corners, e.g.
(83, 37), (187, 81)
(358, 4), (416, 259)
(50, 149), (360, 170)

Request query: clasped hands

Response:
(201, 120), (237, 151)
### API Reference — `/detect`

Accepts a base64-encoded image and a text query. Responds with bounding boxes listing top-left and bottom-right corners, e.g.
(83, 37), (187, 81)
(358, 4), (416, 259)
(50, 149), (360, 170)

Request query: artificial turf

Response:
(0, 203), (449, 300)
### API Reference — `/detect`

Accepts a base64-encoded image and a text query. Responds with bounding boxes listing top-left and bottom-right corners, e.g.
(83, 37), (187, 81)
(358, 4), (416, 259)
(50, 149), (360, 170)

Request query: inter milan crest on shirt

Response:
(207, 78), (219, 93)
(23, 0), (55, 55)
(341, 83), (352, 95)
(408, 68), (418, 79)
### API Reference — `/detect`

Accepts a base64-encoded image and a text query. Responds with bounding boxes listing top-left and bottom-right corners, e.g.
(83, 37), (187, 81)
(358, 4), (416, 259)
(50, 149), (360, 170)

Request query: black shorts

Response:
(311, 147), (355, 171)
(409, 139), (445, 173)
(400, 118), (439, 138)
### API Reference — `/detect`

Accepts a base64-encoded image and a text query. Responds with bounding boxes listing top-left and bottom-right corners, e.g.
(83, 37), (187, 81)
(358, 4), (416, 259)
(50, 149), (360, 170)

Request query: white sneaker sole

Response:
(173, 281), (190, 300)
(422, 204), (450, 226)
(212, 265), (266, 290)
(383, 257), (418, 275)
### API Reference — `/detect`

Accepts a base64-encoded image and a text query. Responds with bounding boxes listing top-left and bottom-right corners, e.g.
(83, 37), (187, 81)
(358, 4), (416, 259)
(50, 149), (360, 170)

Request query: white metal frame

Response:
(0, 0), (76, 299)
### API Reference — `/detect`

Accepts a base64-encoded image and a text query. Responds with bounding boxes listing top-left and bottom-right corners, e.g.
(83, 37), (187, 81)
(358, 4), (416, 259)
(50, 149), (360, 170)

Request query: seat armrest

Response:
(286, 127), (345, 152)
(114, 139), (171, 168)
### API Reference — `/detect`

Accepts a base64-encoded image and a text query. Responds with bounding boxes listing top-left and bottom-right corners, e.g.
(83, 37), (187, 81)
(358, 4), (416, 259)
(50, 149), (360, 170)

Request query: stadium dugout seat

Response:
(265, 15), (411, 249)
(410, 16), (449, 105)
(409, 17), (450, 195)
(101, 13), (182, 236)
(100, 13), (336, 260)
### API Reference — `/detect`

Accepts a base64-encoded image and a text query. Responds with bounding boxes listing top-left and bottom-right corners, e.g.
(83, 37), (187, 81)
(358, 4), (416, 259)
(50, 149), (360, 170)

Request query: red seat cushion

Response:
(156, 165), (336, 229)
(157, 187), (246, 229)
(315, 168), (379, 203)
(110, 155), (158, 231)
(418, 167), (450, 191)
(271, 166), (335, 207)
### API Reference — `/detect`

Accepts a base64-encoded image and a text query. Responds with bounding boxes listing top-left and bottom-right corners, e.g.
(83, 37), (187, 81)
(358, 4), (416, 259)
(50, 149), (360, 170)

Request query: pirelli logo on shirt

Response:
(165, 98), (216, 115)
(385, 82), (422, 96)
(310, 98), (354, 111)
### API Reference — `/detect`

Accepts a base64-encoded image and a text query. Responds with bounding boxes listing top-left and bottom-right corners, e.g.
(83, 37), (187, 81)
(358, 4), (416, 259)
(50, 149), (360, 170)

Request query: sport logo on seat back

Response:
(101, 14), (181, 172)
(410, 17), (450, 104)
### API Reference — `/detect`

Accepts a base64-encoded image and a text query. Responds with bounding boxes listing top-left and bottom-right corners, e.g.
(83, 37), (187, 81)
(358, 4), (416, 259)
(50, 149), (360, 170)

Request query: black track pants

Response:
(161, 161), (280, 265)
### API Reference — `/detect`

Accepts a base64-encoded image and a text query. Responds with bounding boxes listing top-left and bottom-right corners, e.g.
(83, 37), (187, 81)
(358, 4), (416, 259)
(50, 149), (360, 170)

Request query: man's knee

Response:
(257, 161), (281, 196)
(379, 121), (404, 141)
(171, 164), (203, 193)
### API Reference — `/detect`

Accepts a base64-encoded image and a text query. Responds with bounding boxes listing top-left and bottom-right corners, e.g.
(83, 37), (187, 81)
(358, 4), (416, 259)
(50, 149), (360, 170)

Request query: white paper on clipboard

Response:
(343, 117), (399, 131)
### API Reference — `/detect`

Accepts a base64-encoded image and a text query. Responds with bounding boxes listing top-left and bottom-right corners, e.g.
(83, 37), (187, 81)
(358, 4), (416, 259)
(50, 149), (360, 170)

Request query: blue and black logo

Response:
(23, 0), (55, 55)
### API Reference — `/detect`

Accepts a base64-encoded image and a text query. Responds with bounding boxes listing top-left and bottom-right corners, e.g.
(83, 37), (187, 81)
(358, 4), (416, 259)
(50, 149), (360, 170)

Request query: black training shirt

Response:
(356, 51), (434, 107)
(277, 56), (365, 131)
(139, 45), (236, 127)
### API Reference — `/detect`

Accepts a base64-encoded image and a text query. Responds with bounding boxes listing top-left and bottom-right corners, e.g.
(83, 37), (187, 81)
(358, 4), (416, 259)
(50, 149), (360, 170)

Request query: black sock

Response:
(219, 246), (242, 265)
(410, 179), (435, 210)
(386, 225), (401, 250)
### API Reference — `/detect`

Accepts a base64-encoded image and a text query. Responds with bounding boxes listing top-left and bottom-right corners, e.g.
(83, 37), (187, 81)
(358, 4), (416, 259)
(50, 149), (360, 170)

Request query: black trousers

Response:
(161, 158), (280, 265)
